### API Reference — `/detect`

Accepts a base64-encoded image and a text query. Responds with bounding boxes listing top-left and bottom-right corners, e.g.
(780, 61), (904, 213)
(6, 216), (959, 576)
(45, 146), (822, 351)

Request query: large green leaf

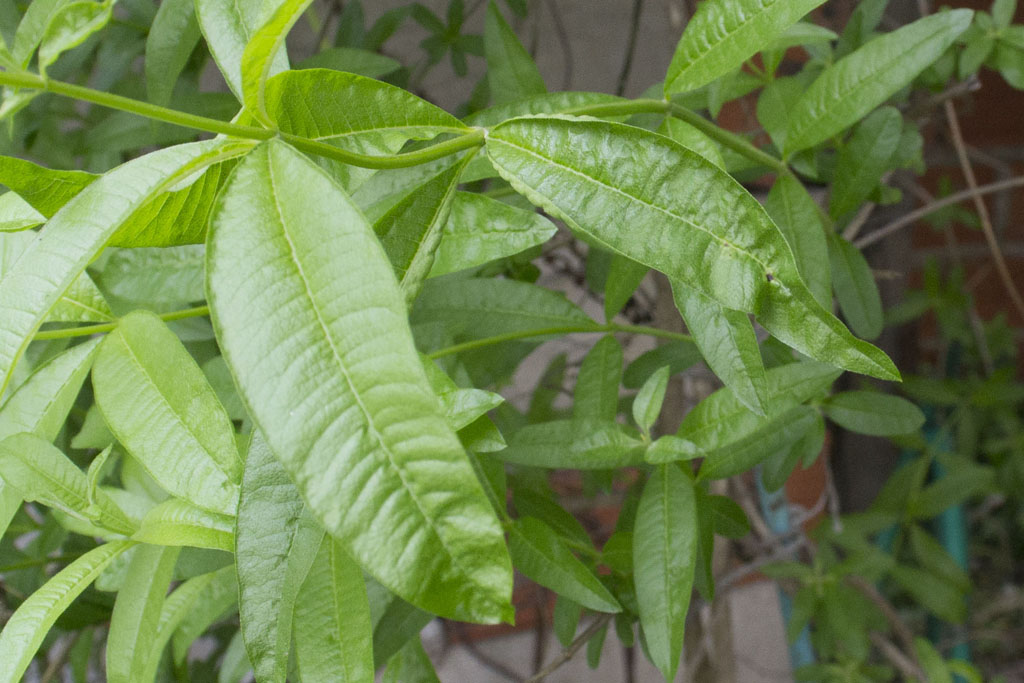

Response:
(829, 107), (902, 220)
(484, 0), (545, 105)
(821, 390), (925, 436)
(93, 311), (241, 515)
(573, 335), (623, 422)
(672, 283), (768, 415)
(0, 154), (96, 218)
(240, 0), (312, 124)
(486, 116), (897, 380)
(507, 516), (620, 612)
(0, 540), (134, 683)
(429, 191), (556, 277)
(784, 10), (973, 154)
(0, 140), (246, 397)
(145, 0), (202, 105)
(498, 419), (645, 469)
(235, 432), (322, 683)
(763, 173), (831, 309)
(828, 232), (883, 340)
(665, 0), (827, 95)
(207, 140), (512, 623)
(107, 544), (180, 683)
(0, 432), (136, 535)
(294, 536), (375, 683)
(633, 464), (697, 680)
(374, 155), (470, 304)
(195, 0), (288, 99)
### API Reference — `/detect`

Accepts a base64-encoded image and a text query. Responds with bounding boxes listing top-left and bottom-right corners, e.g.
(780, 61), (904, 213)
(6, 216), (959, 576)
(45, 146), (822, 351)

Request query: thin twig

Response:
(854, 176), (1024, 249)
(524, 613), (613, 682)
(869, 632), (926, 681)
(943, 99), (1024, 321)
(615, 0), (645, 96)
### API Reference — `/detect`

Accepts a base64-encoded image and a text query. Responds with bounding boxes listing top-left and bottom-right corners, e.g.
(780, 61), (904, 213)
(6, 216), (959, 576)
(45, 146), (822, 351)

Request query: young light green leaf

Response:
(0, 140), (246, 398)
(484, 1), (545, 105)
(498, 419), (646, 469)
(0, 432), (136, 535)
(145, 0), (202, 105)
(645, 435), (701, 464)
(107, 544), (180, 683)
(0, 154), (96, 217)
(763, 173), (831, 308)
(508, 516), (621, 613)
(13, 0), (71, 66)
(0, 192), (45, 232)
(429, 191), (556, 277)
(0, 540), (134, 683)
(672, 283), (768, 415)
(294, 537), (375, 683)
(664, 0), (828, 95)
(133, 498), (235, 551)
(784, 10), (973, 154)
(633, 463), (697, 680)
(828, 232), (883, 340)
(623, 340), (703, 389)
(421, 358), (504, 431)
(235, 433), (323, 683)
(574, 335), (623, 422)
(195, 0), (289, 99)
(486, 117), (898, 380)
(38, 0), (112, 72)
(821, 390), (925, 436)
(374, 155), (470, 304)
(93, 311), (240, 514)
(633, 365), (670, 434)
(208, 140), (513, 624)
(241, 0), (313, 125)
(829, 107), (902, 220)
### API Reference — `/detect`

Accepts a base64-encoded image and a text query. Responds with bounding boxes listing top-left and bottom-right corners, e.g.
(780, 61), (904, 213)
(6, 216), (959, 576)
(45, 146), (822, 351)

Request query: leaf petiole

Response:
(32, 306), (211, 341)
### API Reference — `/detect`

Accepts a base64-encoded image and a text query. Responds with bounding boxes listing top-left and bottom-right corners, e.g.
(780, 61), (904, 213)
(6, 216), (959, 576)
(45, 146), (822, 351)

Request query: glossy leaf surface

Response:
(763, 173), (831, 309)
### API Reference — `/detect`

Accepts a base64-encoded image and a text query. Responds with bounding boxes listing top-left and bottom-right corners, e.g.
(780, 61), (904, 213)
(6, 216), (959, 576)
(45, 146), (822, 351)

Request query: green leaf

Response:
(145, 0), (202, 106)
(464, 91), (625, 128)
(761, 412), (825, 489)
(645, 435), (701, 464)
(664, 0), (828, 95)
(371, 596), (433, 667)
(574, 335), (623, 422)
(375, 155), (471, 304)
(784, 10), (973, 154)
(294, 536), (375, 683)
(429, 191), (556, 277)
(633, 365), (670, 434)
(207, 140), (512, 623)
(0, 191), (45, 232)
(913, 637), (954, 683)
(169, 566), (238, 664)
(908, 525), (970, 593)
(829, 107), (902, 220)
(828, 232), (883, 340)
(623, 340), (702, 389)
(133, 498), (234, 551)
(763, 173), (831, 309)
(603, 254), (648, 323)
(0, 540), (134, 683)
(498, 419), (646, 469)
(195, 0), (289, 99)
(698, 404), (818, 480)
(890, 565), (966, 623)
(553, 595), (582, 647)
(13, 0), (71, 66)
(241, 0), (312, 124)
(0, 432), (136, 535)
(421, 357), (504, 430)
(235, 432), (323, 683)
(381, 636), (441, 683)
(660, 116), (725, 169)
(38, 0), (112, 72)
(633, 463), (696, 680)
(296, 46), (401, 78)
(486, 116), (898, 380)
(93, 311), (240, 515)
(0, 154), (96, 218)
(96, 245), (205, 304)
(0, 140), (247, 398)
(512, 488), (591, 548)
(484, 1), (545, 105)
(707, 495), (750, 538)
(508, 516), (621, 612)
(672, 283), (768, 415)
(821, 390), (925, 436)
(107, 544), (180, 683)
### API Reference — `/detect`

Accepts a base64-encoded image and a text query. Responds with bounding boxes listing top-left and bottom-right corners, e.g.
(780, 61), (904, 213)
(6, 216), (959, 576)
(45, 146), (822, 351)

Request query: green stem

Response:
(0, 70), (484, 169)
(427, 322), (692, 359)
(33, 306), (211, 341)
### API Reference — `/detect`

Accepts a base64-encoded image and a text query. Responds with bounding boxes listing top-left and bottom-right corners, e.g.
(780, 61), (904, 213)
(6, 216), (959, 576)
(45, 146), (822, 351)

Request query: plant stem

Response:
(32, 306), (210, 341)
(426, 322), (693, 359)
(0, 70), (483, 169)
(525, 613), (614, 682)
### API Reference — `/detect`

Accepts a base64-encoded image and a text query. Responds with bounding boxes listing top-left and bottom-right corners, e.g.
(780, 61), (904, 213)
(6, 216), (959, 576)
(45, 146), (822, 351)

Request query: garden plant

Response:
(0, 0), (1022, 680)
